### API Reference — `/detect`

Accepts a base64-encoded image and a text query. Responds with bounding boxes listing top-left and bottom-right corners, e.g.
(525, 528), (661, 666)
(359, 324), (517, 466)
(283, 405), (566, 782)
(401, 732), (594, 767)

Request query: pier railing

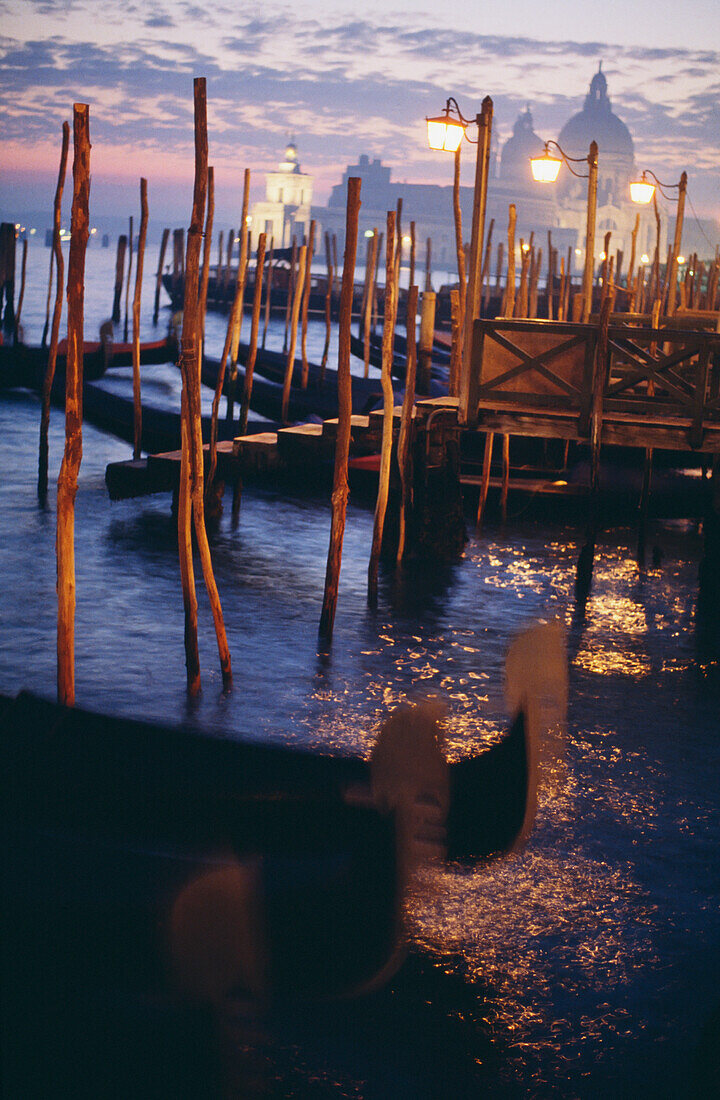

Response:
(470, 318), (720, 451)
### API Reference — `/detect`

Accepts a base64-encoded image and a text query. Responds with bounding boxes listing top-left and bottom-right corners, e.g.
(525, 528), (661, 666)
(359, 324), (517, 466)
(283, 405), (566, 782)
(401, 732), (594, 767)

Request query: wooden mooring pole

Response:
(177, 76), (232, 695)
(56, 103), (90, 707)
(238, 231), (267, 438)
(124, 215), (133, 341)
(367, 210), (397, 609)
(281, 244), (307, 423)
(575, 296), (611, 603)
(153, 227), (170, 325)
(112, 234), (126, 323)
(227, 171), (250, 422)
(396, 283), (418, 563)
(132, 178), (148, 460)
(38, 121), (69, 504)
(319, 177), (361, 642)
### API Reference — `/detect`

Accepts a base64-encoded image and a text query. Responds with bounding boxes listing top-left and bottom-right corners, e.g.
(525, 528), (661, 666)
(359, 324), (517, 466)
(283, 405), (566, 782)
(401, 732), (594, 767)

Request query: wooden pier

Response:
(106, 314), (720, 586)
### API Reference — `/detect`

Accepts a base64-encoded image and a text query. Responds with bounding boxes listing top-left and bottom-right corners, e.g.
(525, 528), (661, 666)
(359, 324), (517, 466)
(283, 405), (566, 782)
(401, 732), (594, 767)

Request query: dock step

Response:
(233, 431), (281, 472)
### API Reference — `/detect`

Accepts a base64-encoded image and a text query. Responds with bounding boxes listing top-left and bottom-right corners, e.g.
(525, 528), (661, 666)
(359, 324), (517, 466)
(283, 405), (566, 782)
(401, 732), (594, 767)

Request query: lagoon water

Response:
(2, 239), (720, 1095)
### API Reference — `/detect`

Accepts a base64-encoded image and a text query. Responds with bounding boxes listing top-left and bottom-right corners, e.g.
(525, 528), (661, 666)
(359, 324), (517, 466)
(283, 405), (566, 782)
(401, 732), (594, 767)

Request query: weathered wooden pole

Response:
(449, 288), (462, 396)
(396, 283), (418, 563)
(516, 239), (529, 318)
(124, 215), (133, 340)
(132, 177), (148, 460)
(42, 241), (54, 347)
(480, 218), (494, 313)
(238, 231), (267, 437)
(261, 235), (274, 349)
(666, 171), (687, 317)
(153, 227), (170, 325)
(503, 204), (517, 317)
(38, 121), (69, 503)
(576, 296), (611, 603)
(459, 96), (493, 427)
(409, 221), (416, 299)
(476, 430), (494, 530)
(226, 170), (250, 420)
(453, 146), (466, 323)
(417, 290), (436, 395)
(368, 211), (397, 608)
(283, 237), (297, 352)
(14, 238), (28, 342)
(320, 230), (333, 379)
(281, 244), (307, 422)
(300, 218), (316, 388)
(627, 214), (639, 302)
(216, 228), (224, 283)
(178, 76), (232, 694)
(0, 222), (17, 333)
(500, 432), (510, 523)
(362, 228), (378, 379)
(198, 165), (215, 362)
(319, 177), (361, 642)
(581, 141), (599, 324)
(56, 103), (90, 707)
(425, 236), (432, 292)
(546, 231), (554, 319)
(558, 254), (567, 322)
(223, 228), (234, 292)
(529, 246), (541, 319)
(112, 234), (126, 323)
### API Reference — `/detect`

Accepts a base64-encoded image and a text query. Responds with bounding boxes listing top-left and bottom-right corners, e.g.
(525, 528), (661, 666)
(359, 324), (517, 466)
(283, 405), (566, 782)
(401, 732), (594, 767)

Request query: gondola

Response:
(0, 334), (178, 390)
(0, 621), (565, 1092)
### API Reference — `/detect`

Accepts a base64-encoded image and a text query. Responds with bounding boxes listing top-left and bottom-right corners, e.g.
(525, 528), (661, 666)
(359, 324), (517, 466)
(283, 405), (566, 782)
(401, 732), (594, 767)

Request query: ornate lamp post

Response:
(426, 95), (493, 424)
(630, 169), (688, 315)
(531, 139), (599, 323)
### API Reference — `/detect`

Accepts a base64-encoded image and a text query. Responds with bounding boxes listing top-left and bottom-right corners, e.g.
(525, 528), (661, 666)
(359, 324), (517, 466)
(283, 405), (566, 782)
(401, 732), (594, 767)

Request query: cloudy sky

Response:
(1, 0), (718, 225)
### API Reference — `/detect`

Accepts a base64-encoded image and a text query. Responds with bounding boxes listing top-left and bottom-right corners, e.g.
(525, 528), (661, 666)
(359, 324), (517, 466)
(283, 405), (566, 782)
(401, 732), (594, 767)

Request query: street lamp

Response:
(531, 139), (598, 323)
(426, 100), (466, 153)
(630, 169), (688, 315)
(426, 95), (493, 423)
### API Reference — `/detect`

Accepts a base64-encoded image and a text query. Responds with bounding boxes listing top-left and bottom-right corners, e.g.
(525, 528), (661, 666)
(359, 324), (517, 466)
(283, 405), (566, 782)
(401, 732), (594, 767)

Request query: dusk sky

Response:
(1, 0), (718, 226)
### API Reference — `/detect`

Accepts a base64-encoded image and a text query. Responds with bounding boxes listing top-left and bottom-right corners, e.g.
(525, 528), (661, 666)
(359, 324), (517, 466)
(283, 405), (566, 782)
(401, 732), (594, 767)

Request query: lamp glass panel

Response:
(630, 180), (655, 204)
(531, 156), (561, 183)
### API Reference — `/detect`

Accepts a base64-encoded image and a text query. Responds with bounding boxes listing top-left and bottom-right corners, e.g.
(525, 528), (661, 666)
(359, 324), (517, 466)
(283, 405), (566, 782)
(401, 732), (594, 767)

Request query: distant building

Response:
(310, 67), (668, 283)
(249, 140), (313, 248)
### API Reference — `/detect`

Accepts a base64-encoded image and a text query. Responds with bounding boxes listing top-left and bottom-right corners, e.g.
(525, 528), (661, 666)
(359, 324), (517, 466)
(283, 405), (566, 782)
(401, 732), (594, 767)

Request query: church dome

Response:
(558, 65), (634, 159)
(279, 139), (301, 174)
(500, 108), (545, 185)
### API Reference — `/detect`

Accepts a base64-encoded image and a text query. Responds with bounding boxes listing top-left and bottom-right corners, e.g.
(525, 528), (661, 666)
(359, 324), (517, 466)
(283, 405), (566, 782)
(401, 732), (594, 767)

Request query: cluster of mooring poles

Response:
(15, 78), (720, 700)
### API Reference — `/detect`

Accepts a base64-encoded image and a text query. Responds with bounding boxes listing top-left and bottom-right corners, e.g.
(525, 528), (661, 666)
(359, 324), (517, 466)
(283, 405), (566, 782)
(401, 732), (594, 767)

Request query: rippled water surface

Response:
(2, 242), (720, 1095)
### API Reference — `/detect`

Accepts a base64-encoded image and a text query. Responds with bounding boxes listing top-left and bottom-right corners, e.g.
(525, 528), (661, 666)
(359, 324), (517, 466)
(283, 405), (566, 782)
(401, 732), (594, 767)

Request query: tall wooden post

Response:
(367, 211), (397, 608)
(153, 227), (170, 325)
(56, 103), (90, 707)
(581, 141), (598, 324)
(300, 218), (316, 388)
(238, 231), (267, 437)
(112, 235), (126, 323)
(227, 170), (250, 420)
(319, 178), (361, 641)
(362, 229), (378, 379)
(178, 77), (232, 694)
(459, 96), (493, 427)
(666, 171), (688, 317)
(417, 290), (436, 395)
(396, 283), (418, 563)
(281, 245), (307, 423)
(38, 121), (69, 504)
(124, 215), (133, 341)
(132, 178), (148, 460)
